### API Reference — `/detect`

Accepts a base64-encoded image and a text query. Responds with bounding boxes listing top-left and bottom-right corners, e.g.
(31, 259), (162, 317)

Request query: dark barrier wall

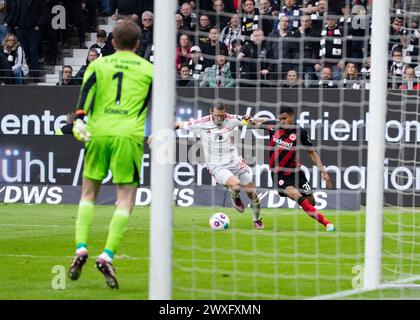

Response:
(0, 135), (360, 210)
(0, 86), (419, 207)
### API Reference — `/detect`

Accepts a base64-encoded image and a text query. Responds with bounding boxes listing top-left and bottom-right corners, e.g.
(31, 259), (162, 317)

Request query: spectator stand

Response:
(40, 16), (115, 86)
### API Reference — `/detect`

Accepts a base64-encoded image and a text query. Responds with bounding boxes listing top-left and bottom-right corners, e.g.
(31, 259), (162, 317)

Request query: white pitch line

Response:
(0, 224), (65, 228)
(3, 253), (415, 268)
(306, 288), (371, 300)
(0, 253), (149, 260)
(0, 254), (73, 259)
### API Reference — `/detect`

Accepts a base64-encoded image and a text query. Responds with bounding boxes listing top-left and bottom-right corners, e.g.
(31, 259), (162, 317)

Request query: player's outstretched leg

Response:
(297, 196), (335, 232)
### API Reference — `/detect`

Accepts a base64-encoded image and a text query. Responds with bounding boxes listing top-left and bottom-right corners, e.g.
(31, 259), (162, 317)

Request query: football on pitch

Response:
(209, 212), (230, 230)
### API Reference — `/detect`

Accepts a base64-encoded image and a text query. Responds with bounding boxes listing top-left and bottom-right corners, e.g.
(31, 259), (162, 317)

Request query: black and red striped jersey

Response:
(263, 120), (312, 174)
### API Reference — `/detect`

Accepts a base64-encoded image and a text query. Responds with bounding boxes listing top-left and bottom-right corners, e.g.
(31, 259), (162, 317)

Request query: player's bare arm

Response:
(307, 149), (332, 189)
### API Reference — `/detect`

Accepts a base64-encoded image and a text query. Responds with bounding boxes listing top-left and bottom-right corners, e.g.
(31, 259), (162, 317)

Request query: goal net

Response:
(151, 0), (420, 300)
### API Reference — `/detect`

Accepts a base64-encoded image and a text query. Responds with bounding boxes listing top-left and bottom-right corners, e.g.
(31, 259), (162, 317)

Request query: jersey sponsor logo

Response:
(273, 137), (294, 149)
(289, 133), (297, 141)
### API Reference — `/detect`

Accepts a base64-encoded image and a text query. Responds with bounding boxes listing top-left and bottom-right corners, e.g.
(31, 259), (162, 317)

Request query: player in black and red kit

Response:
(252, 107), (336, 231)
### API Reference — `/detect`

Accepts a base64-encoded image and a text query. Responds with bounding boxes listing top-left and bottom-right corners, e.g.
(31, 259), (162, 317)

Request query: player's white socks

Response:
(251, 198), (261, 222)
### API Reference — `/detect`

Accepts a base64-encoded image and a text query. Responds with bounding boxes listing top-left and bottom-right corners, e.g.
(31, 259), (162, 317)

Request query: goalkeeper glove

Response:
(72, 119), (91, 142)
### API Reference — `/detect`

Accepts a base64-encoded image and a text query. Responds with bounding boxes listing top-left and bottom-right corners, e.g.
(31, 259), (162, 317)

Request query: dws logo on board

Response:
(0, 186), (62, 204)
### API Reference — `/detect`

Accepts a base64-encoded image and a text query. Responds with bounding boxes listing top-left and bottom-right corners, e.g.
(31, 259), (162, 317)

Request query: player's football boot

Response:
(231, 196), (245, 213)
(96, 258), (119, 289)
(326, 223), (336, 232)
(254, 219), (265, 229)
(68, 254), (88, 280)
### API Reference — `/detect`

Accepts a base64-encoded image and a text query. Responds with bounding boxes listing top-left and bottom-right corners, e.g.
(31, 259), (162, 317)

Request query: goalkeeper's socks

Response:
(75, 200), (95, 249)
(103, 207), (130, 258)
(298, 197), (330, 227)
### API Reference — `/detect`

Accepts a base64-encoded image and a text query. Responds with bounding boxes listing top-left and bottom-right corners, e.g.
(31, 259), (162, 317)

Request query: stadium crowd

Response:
(0, 0), (419, 89)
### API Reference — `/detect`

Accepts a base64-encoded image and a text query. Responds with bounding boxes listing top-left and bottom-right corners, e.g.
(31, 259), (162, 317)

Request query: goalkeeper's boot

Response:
(68, 253), (88, 280)
(326, 223), (336, 232)
(231, 196), (245, 213)
(254, 219), (265, 229)
(96, 258), (119, 289)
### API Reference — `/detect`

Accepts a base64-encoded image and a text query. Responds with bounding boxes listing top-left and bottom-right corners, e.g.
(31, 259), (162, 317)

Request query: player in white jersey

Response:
(176, 102), (264, 229)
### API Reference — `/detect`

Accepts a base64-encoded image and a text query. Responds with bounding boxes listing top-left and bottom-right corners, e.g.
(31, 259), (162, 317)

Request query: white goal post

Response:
(363, 0), (390, 290)
(148, 0), (177, 300)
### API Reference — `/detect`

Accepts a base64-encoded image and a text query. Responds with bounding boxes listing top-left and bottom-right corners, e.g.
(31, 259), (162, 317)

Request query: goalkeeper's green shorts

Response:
(83, 136), (143, 185)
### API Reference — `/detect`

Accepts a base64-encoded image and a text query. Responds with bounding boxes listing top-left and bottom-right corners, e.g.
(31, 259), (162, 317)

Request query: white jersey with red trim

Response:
(180, 113), (248, 165)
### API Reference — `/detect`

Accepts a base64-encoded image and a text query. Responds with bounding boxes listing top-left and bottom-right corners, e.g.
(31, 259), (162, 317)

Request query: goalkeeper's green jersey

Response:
(76, 50), (153, 141)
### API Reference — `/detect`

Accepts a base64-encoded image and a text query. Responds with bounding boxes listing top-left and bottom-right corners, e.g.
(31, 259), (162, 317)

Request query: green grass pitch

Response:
(0, 203), (419, 300)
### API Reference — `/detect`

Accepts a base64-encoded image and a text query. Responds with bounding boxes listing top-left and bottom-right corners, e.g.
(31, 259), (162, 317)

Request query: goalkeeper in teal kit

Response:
(68, 20), (153, 289)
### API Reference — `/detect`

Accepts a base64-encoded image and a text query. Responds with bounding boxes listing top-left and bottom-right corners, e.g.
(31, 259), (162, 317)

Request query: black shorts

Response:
(271, 170), (312, 197)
